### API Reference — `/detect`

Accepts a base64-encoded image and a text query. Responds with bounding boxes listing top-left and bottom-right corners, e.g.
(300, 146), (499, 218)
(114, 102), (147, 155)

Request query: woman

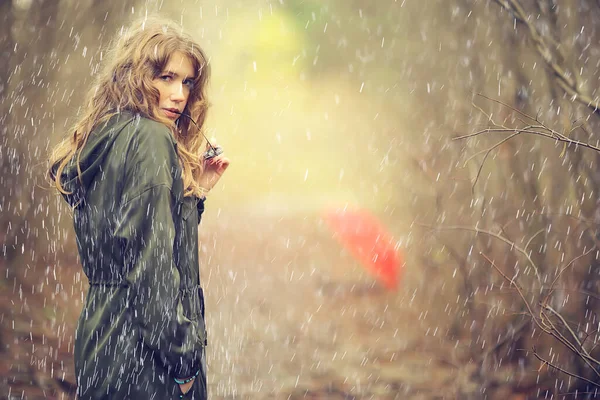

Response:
(47, 16), (228, 399)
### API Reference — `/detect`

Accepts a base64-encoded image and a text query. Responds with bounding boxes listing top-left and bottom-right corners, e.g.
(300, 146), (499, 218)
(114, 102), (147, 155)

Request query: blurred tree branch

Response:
(493, 0), (600, 115)
(457, 94), (600, 152)
(455, 90), (600, 391)
(480, 246), (600, 385)
(0, 1), (11, 101)
(430, 224), (542, 282)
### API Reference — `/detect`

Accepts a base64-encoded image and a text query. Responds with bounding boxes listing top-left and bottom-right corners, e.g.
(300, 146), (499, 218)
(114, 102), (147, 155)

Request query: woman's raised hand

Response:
(199, 142), (230, 194)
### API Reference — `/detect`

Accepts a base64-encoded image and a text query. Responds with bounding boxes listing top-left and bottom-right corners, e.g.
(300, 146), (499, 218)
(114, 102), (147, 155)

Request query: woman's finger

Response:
(207, 154), (228, 165)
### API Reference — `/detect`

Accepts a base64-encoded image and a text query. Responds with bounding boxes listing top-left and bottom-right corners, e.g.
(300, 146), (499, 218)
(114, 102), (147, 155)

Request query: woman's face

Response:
(152, 51), (195, 121)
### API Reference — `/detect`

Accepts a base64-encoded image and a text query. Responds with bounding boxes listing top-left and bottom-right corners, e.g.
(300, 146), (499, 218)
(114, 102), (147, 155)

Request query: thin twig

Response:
(543, 247), (596, 305)
(538, 307), (600, 378)
(544, 305), (600, 370)
(533, 350), (600, 387)
(428, 224), (542, 282)
(475, 92), (541, 123)
(471, 100), (497, 126)
(479, 252), (538, 322)
(456, 123), (600, 152)
(524, 228), (546, 252)
(467, 132), (522, 192)
(492, 0), (600, 116)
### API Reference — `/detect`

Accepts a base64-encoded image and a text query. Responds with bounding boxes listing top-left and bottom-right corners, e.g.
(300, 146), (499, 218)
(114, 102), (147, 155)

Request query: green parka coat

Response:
(54, 112), (208, 399)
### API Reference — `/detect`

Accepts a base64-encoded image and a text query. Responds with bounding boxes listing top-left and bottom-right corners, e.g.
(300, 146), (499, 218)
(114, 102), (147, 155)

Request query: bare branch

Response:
(524, 228), (546, 253)
(480, 252), (539, 321)
(466, 132), (522, 192)
(492, 0), (600, 116)
(543, 247), (596, 305)
(475, 92), (540, 123)
(428, 224), (542, 282)
(543, 305), (600, 371)
(532, 350), (600, 387)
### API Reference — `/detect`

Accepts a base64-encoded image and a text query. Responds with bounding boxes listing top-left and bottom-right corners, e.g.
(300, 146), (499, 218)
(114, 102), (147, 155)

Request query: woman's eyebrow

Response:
(163, 70), (196, 80)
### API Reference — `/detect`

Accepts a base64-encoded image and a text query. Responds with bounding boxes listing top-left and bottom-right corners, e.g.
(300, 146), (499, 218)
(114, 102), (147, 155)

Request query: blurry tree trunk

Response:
(0, 3), (14, 258)
(2, 0), (137, 268)
(1, 0), (60, 265)
(537, 0), (600, 389)
(547, 0), (600, 386)
(462, 0), (600, 394)
(0, 1), (12, 102)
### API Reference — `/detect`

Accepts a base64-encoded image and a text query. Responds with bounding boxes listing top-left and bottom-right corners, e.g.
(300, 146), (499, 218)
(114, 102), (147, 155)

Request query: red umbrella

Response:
(322, 206), (403, 290)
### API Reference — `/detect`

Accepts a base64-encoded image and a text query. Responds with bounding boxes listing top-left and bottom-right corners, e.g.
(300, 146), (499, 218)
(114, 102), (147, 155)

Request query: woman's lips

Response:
(162, 108), (180, 119)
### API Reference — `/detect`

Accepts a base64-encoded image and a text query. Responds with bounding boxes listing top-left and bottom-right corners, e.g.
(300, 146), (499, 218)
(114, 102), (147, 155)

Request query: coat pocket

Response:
(181, 196), (204, 224)
(181, 197), (197, 220)
(181, 285), (208, 346)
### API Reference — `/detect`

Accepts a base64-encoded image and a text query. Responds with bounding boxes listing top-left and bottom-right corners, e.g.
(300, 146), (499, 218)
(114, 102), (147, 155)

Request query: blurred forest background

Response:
(4, 0), (600, 399)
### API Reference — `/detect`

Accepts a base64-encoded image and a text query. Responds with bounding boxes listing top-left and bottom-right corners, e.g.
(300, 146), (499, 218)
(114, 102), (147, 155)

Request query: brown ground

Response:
(0, 208), (528, 399)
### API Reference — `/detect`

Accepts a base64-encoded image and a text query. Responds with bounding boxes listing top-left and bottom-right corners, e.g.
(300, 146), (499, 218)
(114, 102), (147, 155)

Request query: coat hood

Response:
(52, 112), (135, 208)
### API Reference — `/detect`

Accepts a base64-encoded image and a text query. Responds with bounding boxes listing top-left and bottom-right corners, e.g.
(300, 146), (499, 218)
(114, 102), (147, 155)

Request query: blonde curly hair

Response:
(48, 16), (211, 198)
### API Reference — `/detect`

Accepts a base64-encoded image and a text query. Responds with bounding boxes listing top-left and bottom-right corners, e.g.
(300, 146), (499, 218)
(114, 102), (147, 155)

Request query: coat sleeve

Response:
(114, 118), (204, 379)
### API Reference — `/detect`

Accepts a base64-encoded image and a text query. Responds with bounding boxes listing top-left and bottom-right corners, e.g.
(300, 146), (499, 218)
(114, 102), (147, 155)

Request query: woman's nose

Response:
(170, 84), (186, 101)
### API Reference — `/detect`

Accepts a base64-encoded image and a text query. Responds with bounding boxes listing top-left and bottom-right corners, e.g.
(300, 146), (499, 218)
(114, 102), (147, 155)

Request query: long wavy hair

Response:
(48, 16), (211, 198)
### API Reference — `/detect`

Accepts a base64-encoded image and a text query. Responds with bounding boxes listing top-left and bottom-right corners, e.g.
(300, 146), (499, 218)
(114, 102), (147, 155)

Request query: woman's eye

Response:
(160, 75), (172, 82)
(183, 79), (194, 89)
